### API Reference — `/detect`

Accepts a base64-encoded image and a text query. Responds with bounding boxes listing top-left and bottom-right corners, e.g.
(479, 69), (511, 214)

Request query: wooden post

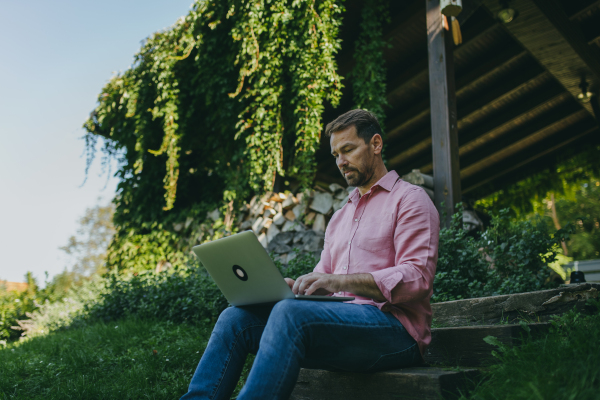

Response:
(426, 0), (461, 227)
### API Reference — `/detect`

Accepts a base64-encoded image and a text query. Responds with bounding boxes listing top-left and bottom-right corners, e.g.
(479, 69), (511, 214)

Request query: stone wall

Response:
(234, 183), (354, 264)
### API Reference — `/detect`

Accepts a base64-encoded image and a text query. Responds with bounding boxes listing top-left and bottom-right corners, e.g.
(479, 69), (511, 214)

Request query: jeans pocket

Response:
(366, 343), (420, 372)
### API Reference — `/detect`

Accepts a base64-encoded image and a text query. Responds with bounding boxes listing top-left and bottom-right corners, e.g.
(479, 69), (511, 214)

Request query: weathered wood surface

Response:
(426, 0), (461, 227)
(290, 367), (479, 400)
(431, 283), (599, 327)
(481, 0), (600, 116)
(425, 323), (550, 367)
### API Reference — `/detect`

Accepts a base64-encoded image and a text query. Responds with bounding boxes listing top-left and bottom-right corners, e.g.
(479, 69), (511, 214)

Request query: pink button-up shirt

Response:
(314, 170), (440, 357)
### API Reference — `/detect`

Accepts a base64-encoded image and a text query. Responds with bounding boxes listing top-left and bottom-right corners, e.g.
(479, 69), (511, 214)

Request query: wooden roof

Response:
(316, 0), (600, 200)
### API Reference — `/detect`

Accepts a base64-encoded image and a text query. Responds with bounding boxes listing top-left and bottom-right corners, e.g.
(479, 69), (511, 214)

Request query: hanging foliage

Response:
(350, 0), (390, 127)
(83, 0), (345, 271)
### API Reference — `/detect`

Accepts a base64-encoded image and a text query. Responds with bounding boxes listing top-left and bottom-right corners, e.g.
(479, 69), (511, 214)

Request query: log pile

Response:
(196, 170), (432, 265)
(234, 184), (354, 264)
(401, 169), (434, 201)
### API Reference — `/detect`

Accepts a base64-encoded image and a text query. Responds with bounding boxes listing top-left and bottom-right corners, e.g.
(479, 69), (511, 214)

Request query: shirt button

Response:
(348, 241), (351, 245)
(343, 266), (347, 270)
(354, 219), (358, 222)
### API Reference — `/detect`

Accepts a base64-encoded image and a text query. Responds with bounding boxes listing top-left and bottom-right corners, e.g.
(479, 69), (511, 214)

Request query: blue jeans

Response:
(180, 299), (420, 400)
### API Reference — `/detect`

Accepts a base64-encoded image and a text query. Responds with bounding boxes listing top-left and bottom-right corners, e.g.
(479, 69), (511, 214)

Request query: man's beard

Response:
(342, 165), (373, 187)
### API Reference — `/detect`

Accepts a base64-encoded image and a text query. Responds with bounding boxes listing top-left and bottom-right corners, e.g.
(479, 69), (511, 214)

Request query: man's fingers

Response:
(284, 278), (295, 289)
(292, 276), (302, 294)
(296, 274), (317, 295)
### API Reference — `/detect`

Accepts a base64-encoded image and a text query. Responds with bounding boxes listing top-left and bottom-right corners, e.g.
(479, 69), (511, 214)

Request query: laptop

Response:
(192, 230), (355, 306)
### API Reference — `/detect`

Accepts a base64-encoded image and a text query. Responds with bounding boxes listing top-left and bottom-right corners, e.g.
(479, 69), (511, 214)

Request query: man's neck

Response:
(358, 163), (388, 197)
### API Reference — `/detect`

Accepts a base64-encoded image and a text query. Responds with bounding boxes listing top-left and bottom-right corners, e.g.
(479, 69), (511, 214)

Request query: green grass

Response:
(0, 319), (253, 400)
(462, 309), (600, 400)
(3, 307), (599, 400)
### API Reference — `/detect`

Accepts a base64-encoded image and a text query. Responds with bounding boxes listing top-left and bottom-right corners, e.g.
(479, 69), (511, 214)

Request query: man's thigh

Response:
(267, 300), (420, 372)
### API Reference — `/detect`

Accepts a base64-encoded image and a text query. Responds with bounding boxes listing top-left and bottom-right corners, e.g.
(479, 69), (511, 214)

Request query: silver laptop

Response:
(192, 230), (354, 306)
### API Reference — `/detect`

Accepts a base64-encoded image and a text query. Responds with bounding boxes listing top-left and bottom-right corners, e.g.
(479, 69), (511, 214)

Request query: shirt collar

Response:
(348, 170), (399, 203)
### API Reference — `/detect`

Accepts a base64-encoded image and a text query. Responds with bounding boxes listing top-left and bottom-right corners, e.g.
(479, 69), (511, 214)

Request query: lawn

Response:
(2, 307), (598, 400)
(0, 319), (252, 400)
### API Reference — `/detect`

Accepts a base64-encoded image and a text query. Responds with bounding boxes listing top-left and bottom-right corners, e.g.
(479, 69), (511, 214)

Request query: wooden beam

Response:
(567, 0), (600, 21)
(460, 109), (590, 179)
(387, 65), (548, 169)
(481, 0), (600, 115)
(426, 0), (461, 226)
(386, 20), (500, 139)
(462, 125), (599, 194)
(458, 94), (579, 168)
(416, 88), (571, 173)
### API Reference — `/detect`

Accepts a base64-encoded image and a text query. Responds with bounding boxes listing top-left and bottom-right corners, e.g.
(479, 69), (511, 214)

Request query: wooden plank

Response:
(460, 110), (589, 179)
(387, 22), (501, 140)
(458, 94), (580, 169)
(431, 283), (600, 327)
(463, 127), (599, 196)
(388, 66), (550, 171)
(415, 87), (570, 174)
(426, 323), (550, 367)
(481, 0), (600, 116)
(291, 367), (480, 400)
(427, 0), (461, 226)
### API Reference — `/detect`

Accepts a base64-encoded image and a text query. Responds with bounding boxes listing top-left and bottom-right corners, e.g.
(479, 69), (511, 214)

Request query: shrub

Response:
(13, 277), (106, 339)
(432, 207), (563, 302)
(462, 301), (600, 400)
(88, 250), (320, 326)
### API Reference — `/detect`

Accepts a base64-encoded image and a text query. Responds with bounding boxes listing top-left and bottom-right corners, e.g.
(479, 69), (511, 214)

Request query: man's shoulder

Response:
(392, 179), (430, 200)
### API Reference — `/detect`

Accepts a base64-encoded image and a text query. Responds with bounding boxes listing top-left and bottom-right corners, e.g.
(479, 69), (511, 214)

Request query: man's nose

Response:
(337, 155), (348, 169)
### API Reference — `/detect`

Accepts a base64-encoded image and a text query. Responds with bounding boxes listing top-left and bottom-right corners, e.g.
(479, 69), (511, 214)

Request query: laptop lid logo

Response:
(232, 265), (248, 281)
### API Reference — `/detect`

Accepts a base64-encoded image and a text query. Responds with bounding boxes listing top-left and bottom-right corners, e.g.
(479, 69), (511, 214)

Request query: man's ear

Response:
(371, 134), (383, 155)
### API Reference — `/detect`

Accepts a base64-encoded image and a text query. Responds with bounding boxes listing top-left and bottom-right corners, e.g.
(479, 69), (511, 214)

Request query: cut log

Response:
(431, 283), (599, 327)
(425, 323), (550, 367)
(290, 367), (479, 400)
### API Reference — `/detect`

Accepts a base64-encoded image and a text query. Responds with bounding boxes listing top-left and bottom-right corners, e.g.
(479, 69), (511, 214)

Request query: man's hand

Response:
(286, 273), (387, 302)
(291, 272), (341, 296)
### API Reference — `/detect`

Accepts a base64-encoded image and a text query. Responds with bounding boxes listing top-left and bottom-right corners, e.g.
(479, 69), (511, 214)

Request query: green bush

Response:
(15, 277), (106, 339)
(463, 301), (600, 400)
(84, 249), (318, 326)
(0, 273), (42, 343)
(433, 207), (562, 302)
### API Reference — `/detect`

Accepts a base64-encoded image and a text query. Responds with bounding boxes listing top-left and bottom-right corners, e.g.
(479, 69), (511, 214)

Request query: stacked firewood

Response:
(196, 170), (434, 265)
(234, 184), (354, 264)
(401, 169), (434, 201)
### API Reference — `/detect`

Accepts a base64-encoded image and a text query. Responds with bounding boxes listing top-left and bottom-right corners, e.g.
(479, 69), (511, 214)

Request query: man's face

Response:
(330, 125), (377, 187)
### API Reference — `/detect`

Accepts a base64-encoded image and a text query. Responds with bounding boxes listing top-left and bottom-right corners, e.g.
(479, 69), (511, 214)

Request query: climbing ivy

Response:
(350, 0), (390, 127)
(83, 0), (346, 271)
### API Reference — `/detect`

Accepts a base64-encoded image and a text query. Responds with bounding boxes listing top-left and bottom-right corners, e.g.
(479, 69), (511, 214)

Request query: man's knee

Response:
(214, 306), (250, 333)
(268, 299), (311, 331)
(271, 299), (303, 319)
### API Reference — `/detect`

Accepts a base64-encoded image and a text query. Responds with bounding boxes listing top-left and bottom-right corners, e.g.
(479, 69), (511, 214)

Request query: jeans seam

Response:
(210, 323), (265, 400)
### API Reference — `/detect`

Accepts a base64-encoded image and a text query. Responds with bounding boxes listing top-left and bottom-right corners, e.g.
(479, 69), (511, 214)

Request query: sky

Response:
(0, 0), (194, 284)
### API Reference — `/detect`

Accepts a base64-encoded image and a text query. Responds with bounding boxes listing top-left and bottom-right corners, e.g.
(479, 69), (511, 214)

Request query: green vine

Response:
(350, 0), (390, 127)
(83, 0), (344, 271)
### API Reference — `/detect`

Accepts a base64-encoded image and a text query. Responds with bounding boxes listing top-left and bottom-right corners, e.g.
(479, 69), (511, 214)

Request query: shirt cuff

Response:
(370, 269), (403, 304)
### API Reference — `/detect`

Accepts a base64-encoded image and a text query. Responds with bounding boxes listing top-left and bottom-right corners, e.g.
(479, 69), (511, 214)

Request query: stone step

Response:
(431, 283), (599, 327)
(290, 367), (479, 400)
(425, 322), (550, 367)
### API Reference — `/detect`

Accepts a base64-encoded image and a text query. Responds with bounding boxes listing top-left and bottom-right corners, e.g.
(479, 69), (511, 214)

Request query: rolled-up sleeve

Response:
(370, 187), (439, 305)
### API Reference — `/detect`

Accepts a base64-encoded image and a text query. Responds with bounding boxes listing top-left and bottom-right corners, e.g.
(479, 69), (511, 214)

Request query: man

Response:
(181, 109), (439, 400)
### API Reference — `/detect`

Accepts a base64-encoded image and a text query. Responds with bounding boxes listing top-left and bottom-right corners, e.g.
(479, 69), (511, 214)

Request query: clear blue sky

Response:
(0, 0), (194, 284)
